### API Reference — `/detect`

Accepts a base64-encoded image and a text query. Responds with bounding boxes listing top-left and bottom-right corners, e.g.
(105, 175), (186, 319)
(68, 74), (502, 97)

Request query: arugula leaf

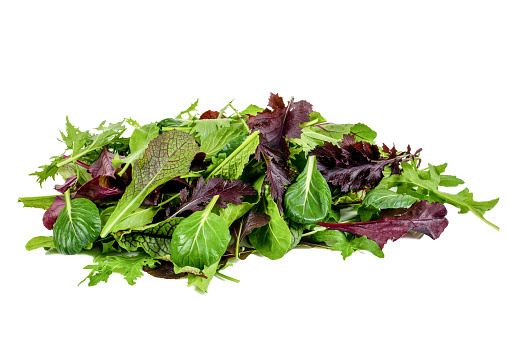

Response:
(380, 162), (499, 230)
(79, 253), (159, 286)
(53, 192), (102, 255)
(101, 130), (199, 237)
(284, 156), (332, 224)
(310, 230), (383, 260)
(25, 236), (55, 251)
(170, 195), (230, 269)
(18, 195), (59, 210)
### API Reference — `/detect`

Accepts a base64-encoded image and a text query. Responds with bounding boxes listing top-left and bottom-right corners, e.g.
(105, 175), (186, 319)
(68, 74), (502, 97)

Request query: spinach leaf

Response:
(248, 186), (291, 260)
(53, 192), (101, 255)
(284, 155), (332, 224)
(170, 195), (230, 269)
(362, 188), (418, 210)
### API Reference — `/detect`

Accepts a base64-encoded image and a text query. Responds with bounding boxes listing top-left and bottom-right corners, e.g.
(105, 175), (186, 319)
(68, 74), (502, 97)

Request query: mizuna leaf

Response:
(207, 131), (259, 180)
(53, 194), (102, 255)
(114, 218), (183, 259)
(284, 155), (332, 224)
(170, 195), (230, 270)
(318, 200), (449, 248)
(100, 130), (199, 237)
(79, 253), (159, 286)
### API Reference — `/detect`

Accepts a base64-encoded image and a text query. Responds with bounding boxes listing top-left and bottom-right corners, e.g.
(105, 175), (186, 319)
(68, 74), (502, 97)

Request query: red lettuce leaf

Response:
(54, 175), (78, 194)
(228, 210), (271, 253)
(199, 110), (226, 120)
(43, 195), (65, 230)
(89, 146), (117, 178)
(310, 138), (411, 193)
(173, 177), (257, 216)
(318, 201), (449, 248)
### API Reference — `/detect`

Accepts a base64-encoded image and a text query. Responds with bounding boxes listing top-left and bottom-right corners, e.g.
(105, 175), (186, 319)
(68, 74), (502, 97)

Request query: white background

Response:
(1, 1), (507, 338)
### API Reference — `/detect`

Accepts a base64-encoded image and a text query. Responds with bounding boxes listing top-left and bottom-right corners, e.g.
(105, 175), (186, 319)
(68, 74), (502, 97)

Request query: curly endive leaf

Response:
(114, 218), (183, 259)
(101, 130), (199, 237)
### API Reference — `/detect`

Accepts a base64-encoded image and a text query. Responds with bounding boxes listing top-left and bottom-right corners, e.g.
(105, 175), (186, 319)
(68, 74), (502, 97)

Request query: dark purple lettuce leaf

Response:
(43, 195), (65, 230)
(264, 155), (292, 211)
(173, 177), (257, 216)
(318, 201), (449, 248)
(54, 175), (78, 194)
(89, 147), (117, 178)
(229, 210), (271, 251)
(310, 138), (404, 193)
(73, 176), (123, 201)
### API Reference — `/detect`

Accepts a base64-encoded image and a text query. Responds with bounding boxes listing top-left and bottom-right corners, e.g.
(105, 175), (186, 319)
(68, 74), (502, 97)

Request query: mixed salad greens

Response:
(19, 93), (500, 292)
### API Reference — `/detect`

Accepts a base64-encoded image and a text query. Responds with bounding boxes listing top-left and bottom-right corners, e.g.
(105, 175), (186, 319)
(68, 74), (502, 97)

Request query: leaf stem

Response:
(157, 193), (180, 207)
(215, 271), (240, 283)
(228, 103), (250, 133)
(300, 118), (320, 128)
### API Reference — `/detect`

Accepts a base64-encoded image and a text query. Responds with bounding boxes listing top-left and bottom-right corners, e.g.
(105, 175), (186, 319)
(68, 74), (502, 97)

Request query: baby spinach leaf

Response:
(310, 230), (384, 260)
(248, 186), (291, 260)
(100, 130), (199, 237)
(170, 195), (230, 270)
(284, 156), (332, 224)
(53, 194), (101, 255)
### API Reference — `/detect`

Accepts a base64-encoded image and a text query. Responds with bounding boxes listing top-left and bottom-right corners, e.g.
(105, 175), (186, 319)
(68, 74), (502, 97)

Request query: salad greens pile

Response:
(20, 93), (500, 292)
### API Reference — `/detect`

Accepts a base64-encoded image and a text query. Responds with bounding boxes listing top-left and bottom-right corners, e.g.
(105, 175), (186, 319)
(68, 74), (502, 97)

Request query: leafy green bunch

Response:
(20, 93), (499, 292)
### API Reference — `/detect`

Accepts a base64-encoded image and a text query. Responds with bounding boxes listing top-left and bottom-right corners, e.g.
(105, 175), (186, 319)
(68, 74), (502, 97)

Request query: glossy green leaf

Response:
(362, 189), (418, 210)
(199, 127), (245, 158)
(187, 261), (219, 293)
(53, 197), (101, 255)
(310, 230), (384, 260)
(101, 130), (199, 237)
(284, 156), (332, 224)
(170, 196), (230, 269)
(248, 187), (291, 260)
(115, 122), (159, 170)
(25, 236), (55, 251)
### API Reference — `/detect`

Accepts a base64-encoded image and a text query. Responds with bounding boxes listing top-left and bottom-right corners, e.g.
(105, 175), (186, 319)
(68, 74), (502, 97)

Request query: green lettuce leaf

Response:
(18, 195), (59, 210)
(25, 236), (55, 251)
(362, 188), (418, 210)
(100, 130), (199, 237)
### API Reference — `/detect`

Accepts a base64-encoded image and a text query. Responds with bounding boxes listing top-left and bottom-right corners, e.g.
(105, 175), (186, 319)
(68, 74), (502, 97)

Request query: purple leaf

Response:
(264, 155), (291, 212)
(54, 175), (78, 194)
(89, 147), (117, 178)
(173, 177), (257, 216)
(229, 210), (270, 253)
(318, 201), (449, 248)
(43, 195), (65, 230)
(73, 176), (123, 201)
